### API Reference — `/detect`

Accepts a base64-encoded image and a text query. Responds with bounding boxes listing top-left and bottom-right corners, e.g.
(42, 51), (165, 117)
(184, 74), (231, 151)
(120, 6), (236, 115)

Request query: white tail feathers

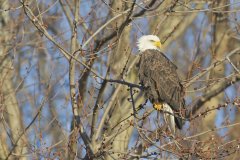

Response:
(162, 103), (175, 134)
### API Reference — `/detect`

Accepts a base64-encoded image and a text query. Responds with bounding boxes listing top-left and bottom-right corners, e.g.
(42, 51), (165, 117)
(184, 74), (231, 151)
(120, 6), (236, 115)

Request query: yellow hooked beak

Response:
(154, 41), (162, 48)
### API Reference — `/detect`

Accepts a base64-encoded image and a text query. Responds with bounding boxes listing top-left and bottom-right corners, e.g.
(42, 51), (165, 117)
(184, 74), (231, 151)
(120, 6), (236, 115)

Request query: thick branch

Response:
(187, 74), (240, 118)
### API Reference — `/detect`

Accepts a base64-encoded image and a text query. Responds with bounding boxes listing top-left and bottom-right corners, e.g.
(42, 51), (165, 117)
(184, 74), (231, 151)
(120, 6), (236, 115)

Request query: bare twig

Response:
(82, 9), (130, 49)
(226, 56), (240, 73)
(59, 0), (74, 29)
(185, 47), (240, 87)
(20, 0), (104, 80)
(105, 79), (142, 90)
(130, 87), (137, 117)
(186, 74), (240, 118)
(6, 97), (48, 160)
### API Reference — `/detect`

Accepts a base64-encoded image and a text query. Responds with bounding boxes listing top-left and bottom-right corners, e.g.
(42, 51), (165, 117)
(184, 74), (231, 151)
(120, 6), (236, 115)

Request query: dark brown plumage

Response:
(138, 49), (185, 129)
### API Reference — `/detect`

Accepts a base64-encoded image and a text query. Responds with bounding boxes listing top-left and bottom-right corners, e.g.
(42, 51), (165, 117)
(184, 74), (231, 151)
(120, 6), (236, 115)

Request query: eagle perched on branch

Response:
(137, 35), (185, 133)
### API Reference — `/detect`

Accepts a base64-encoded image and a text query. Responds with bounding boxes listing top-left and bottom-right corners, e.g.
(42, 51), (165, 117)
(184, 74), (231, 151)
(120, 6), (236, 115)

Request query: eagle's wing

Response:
(138, 49), (185, 112)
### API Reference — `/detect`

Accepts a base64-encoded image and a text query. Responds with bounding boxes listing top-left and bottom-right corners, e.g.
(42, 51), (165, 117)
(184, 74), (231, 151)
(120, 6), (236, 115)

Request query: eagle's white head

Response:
(137, 35), (162, 52)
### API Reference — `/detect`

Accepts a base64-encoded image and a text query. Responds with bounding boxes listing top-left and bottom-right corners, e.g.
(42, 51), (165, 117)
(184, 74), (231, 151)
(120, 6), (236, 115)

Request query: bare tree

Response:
(0, 0), (239, 159)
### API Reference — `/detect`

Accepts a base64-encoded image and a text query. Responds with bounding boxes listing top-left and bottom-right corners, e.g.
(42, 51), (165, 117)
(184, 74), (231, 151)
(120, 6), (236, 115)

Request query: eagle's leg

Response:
(153, 103), (163, 111)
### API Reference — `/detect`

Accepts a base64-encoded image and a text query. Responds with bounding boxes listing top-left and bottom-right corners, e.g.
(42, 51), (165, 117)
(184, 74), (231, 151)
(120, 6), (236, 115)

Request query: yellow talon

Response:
(153, 103), (163, 111)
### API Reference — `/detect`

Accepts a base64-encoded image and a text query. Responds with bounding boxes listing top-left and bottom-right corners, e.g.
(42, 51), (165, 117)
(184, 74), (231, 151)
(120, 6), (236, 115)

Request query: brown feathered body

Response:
(138, 49), (185, 129)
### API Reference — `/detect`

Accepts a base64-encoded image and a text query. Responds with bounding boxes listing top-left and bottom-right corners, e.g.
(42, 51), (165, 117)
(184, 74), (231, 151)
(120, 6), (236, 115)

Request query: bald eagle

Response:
(137, 35), (185, 133)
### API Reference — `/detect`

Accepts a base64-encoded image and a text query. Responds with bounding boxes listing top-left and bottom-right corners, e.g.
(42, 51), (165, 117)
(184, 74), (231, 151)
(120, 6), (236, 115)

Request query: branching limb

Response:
(93, 55), (140, 142)
(185, 47), (240, 87)
(186, 74), (240, 118)
(20, 0), (104, 80)
(67, 0), (94, 158)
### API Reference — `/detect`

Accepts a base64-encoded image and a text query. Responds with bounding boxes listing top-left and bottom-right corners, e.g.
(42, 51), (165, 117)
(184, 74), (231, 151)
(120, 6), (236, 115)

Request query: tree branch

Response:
(185, 47), (240, 87)
(186, 74), (240, 118)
